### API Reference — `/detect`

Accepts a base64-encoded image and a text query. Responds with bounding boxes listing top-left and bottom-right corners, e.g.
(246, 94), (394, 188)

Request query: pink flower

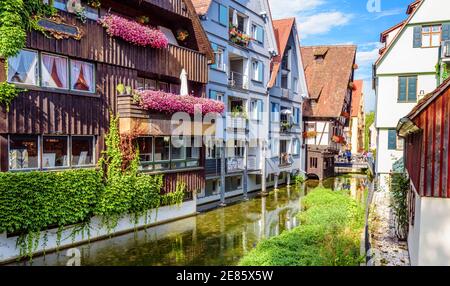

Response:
(138, 90), (225, 115)
(99, 14), (169, 49)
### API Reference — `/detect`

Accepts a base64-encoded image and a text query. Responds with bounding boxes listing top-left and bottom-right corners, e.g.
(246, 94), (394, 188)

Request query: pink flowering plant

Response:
(138, 90), (225, 115)
(98, 14), (169, 49)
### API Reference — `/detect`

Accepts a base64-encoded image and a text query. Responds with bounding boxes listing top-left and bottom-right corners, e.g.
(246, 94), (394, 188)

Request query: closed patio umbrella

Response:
(180, 68), (188, 96)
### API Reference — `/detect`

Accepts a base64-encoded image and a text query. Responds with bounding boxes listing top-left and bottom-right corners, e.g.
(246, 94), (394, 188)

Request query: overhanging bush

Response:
(0, 169), (103, 234)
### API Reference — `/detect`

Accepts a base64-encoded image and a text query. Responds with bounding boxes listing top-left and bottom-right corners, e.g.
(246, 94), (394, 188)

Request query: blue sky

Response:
(268, 0), (414, 112)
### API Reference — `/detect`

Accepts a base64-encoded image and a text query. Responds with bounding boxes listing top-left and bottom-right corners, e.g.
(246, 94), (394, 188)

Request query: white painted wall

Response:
(409, 195), (450, 266)
(376, 129), (403, 174)
(409, 0), (450, 25)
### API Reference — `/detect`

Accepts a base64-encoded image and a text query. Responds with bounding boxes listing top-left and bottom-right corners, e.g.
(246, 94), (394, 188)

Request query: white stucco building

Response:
(374, 0), (450, 190)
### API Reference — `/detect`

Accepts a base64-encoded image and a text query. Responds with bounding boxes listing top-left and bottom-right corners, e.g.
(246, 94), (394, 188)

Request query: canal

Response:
(19, 175), (369, 266)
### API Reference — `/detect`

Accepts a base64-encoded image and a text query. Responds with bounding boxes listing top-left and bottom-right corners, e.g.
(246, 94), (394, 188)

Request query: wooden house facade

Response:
(0, 0), (215, 195)
(397, 78), (450, 265)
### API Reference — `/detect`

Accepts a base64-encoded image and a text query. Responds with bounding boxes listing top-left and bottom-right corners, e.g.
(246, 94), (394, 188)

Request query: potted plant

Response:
(86, 0), (101, 9)
(116, 83), (125, 95)
(136, 16), (149, 25)
(176, 30), (189, 42)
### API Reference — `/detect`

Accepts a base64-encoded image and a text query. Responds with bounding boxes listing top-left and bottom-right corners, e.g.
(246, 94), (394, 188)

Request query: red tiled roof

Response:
(191, 0), (212, 15)
(380, 21), (406, 43)
(407, 0), (422, 14)
(301, 45), (357, 118)
(268, 18), (296, 88)
(351, 80), (364, 117)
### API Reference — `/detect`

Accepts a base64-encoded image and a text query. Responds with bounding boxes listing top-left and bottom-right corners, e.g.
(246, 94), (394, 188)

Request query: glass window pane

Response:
(431, 33), (441, 47)
(158, 82), (169, 92)
(71, 136), (94, 166)
(9, 135), (39, 170)
(7, 50), (38, 85)
(432, 25), (441, 32)
(422, 34), (431, 47)
(154, 136), (170, 161)
(422, 26), (431, 33)
(41, 54), (68, 89)
(71, 60), (95, 92)
(43, 136), (68, 168)
(187, 137), (200, 159)
(137, 137), (153, 162)
(171, 137), (186, 160)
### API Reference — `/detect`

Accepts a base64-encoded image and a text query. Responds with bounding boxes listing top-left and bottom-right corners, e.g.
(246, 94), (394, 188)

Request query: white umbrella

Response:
(232, 9), (238, 28)
(180, 68), (188, 96)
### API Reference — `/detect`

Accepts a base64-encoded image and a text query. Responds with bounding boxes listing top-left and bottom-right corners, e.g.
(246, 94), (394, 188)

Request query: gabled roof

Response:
(184, 0), (215, 63)
(406, 78), (450, 120)
(191, 0), (212, 16)
(351, 80), (364, 117)
(375, 0), (424, 67)
(268, 18), (296, 88)
(407, 0), (422, 14)
(380, 21), (406, 43)
(301, 45), (357, 118)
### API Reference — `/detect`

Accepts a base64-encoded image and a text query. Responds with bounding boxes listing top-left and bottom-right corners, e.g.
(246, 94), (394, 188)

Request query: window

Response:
(9, 50), (96, 93)
(293, 139), (301, 155)
(71, 60), (95, 92)
(158, 82), (170, 92)
(281, 74), (288, 89)
(234, 140), (245, 157)
(252, 24), (264, 44)
(9, 135), (39, 170)
(252, 60), (263, 82)
(422, 25), (441, 48)
(388, 129), (398, 150)
(154, 136), (170, 161)
(7, 50), (38, 86)
(137, 137), (153, 163)
(41, 53), (68, 89)
(310, 157), (318, 169)
(209, 90), (224, 101)
(53, 0), (99, 21)
(211, 43), (225, 71)
(71, 136), (94, 166)
(225, 176), (242, 192)
(137, 77), (157, 90)
(8, 135), (95, 170)
(43, 136), (69, 168)
(293, 107), (300, 125)
(271, 102), (280, 122)
(398, 76), (417, 102)
(250, 99), (263, 121)
(218, 3), (228, 26)
(293, 78), (298, 92)
(171, 137), (186, 161)
(271, 138), (279, 157)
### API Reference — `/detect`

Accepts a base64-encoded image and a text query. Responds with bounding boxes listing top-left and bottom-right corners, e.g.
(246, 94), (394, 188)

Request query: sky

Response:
(268, 0), (414, 112)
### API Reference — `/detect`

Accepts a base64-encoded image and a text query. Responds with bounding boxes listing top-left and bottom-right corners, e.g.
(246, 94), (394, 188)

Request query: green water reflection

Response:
(25, 175), (368, 266)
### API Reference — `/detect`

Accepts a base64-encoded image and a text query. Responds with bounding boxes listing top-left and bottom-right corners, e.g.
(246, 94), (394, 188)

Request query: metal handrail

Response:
(229, 71), (248, 89)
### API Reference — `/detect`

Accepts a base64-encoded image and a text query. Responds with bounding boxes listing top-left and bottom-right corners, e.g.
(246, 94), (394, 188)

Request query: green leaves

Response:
(390, 173), (409, 240)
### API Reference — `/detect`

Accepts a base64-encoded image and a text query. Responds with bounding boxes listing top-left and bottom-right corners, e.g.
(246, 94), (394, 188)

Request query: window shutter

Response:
(398, 77), (407, 101)
(211, 43), (218, 69)
(388, 129), (397, 150)
(442, 24), (450, 41)
(209, 90), (217, 100)
(413, 26), (422, 48)
(258, 62), (264, 82)
(408, 76), (417, 101)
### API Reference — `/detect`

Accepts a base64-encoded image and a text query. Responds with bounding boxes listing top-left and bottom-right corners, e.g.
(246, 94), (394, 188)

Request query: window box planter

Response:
(229, 27), (251, 48)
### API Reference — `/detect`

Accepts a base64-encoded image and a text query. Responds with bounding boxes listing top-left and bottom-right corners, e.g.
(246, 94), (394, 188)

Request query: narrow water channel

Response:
(19, 175), (368, 266)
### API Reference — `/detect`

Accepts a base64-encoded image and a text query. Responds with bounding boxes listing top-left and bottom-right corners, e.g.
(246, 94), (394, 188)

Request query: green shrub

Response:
(390, 173), (409, 240)
(239, 188), (365, 266)
(0, 169), (103, 234)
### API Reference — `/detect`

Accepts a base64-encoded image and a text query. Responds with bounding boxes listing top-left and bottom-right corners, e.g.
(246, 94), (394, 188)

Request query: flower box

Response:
(303, 131), (317, 138)
(137, 90), (225, 115)
(98, 14), (168, 49)
(229, 27), (251, 47)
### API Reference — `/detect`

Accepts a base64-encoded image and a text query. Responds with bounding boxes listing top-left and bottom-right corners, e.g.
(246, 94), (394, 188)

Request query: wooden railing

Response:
(145, 0), (189, 17)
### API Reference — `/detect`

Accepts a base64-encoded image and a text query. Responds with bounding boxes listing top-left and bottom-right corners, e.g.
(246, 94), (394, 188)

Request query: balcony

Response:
(280, 120), (293, 133)
(205, 158), (221, 177)
(247, 155), (261, 171)
(279, 153), (293, 167)
(227, 157), (245, 173)
(228, 71), (249, 90)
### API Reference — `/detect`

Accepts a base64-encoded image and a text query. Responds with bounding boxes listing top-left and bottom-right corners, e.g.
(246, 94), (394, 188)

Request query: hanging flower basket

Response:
(303, 131), (317, 138)
(332, 135), (346, 144)
(176, 30), (189, 42)
(137, 90), (225, 115)
(98, 14), (168, 49)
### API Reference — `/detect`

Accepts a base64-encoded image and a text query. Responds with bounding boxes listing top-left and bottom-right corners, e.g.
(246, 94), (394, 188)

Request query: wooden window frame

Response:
(421, 25), (441, 48)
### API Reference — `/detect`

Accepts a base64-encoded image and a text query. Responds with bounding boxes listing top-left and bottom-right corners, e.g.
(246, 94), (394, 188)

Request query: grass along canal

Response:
(17, 176), (369, 266)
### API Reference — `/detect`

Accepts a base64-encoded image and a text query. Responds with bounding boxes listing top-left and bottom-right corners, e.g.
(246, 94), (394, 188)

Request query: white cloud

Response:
(298, 12), (352, 39)
(269, 0), (325, 18)
(356, 47), (380, 64)
(373, 8), (404, 19)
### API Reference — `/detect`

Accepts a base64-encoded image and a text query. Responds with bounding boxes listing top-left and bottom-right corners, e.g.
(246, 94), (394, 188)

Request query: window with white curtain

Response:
(71, 60), (95, 92)
(7, 50), (39, 86)
(41, 53), (68, 89)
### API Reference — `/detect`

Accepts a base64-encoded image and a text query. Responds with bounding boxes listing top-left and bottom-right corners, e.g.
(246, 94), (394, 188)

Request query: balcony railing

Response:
(229, 71), (249, 90)
(227, 157), (245, 173)
(205, 158), (221, 177)
(280, 120), (293, 133)
(247, 155), (261, 171)
(442, 40), (450, 58)
(226, 115), (248, 130)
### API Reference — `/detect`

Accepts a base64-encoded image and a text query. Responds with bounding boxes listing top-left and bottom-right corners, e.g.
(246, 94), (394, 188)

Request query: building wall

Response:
(376, 128), (404, 175)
